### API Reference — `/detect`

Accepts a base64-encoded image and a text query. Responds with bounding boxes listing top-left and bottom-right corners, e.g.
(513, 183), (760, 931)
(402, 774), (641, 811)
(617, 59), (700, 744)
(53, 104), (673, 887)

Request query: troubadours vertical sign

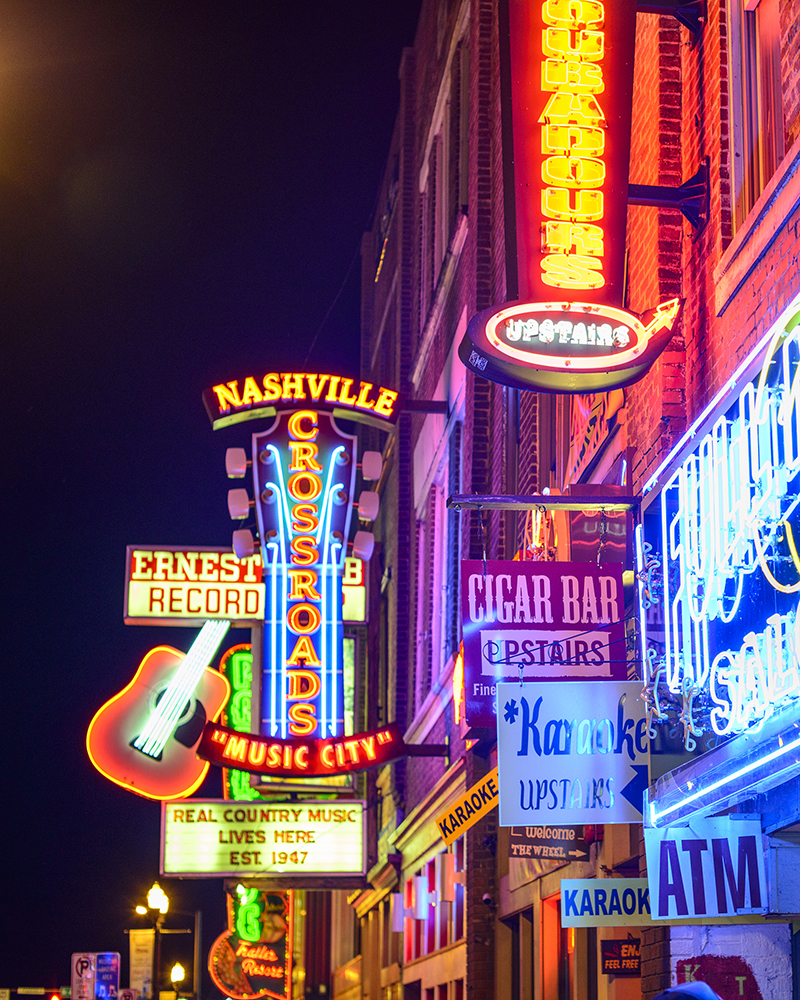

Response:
(459, 0), (679, 392)
(506, 0), (637, 306)
(253, 409), (357, 740)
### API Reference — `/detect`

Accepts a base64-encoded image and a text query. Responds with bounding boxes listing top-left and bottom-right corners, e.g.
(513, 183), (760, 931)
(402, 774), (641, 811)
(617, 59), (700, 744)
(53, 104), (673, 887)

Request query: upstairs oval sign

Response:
(459, 298), (681, 393)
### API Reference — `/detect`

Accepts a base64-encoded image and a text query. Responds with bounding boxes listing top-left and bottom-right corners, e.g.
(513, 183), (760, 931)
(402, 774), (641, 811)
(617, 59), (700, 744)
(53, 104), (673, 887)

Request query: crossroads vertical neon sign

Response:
(253, 409), (356, 739)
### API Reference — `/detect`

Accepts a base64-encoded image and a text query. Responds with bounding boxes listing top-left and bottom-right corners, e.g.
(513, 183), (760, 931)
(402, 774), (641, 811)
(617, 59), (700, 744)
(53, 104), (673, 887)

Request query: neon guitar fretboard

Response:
(133, 619), (231, 758)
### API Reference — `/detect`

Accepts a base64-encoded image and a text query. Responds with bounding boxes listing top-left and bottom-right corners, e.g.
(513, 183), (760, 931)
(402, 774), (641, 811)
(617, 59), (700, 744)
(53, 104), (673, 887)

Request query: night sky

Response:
(1, 2), (420, 989)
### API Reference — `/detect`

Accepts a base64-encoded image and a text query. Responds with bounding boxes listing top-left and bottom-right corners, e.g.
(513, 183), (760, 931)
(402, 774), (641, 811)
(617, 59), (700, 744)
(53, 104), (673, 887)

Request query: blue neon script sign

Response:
(641, 296), (800, 744)
(496, 681), (648, 825)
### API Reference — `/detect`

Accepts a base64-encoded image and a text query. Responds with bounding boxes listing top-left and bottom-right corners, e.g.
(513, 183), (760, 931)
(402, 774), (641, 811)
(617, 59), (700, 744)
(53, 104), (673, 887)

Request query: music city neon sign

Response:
(642, 298), (800, 743)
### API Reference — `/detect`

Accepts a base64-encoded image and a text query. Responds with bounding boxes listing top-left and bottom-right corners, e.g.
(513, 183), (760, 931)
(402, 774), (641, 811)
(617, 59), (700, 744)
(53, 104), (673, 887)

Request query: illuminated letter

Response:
(288, 441), (323, 472)
(290, 536), (319, 565)
(287, 472), (323, 502)
(291, 503), (320, 533)
(540, 92), (606, 125)
(325, 376), (342, 401)
(287, 635), (322, 666)
(282, 373), (306, 400)
(338, 379), (359, 405)
(211, 381), (242, 411)
(542, 155), (606, 188)
(247, 741), (267, 766)
(287, 670), (322, 699)
(261, 373), (282, 401)
(542, 59), (604, 94)
(355, 382), (377, 409)
(543, 28), (604, 61)
(543, 124), (604, 157)
(542, 0), (605, 29)
(240, 377), (264, 405)
(286, 602), (322, 634)
(306, 374), (330, 399)
(543, 221), (604, 255)
(541, 253), (604, 288)
(295, 745), (309, 769)
(287, 410), (319, 440)
(288, 569), (322, 601)
(373, 388), (399, 418)
(320, 744), (336, 768)
(288, 703), (317, 736)
(223, 735), (249, 762)
(543, 188), (603, 221)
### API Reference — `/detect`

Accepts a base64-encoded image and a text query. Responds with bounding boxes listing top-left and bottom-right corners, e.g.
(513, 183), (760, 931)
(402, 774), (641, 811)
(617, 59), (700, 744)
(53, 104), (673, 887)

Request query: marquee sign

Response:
(461, 560), (627, 727)
(459, 0), (681, 392)
(208, 888), (292, 1000)
(203, 371), (399, 430)
(161, 799), (366, 878)
(124, 546), (264, 626)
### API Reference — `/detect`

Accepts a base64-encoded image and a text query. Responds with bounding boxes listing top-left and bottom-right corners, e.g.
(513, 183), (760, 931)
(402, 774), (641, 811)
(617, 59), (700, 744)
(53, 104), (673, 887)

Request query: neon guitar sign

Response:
(86, 620), (231, 800)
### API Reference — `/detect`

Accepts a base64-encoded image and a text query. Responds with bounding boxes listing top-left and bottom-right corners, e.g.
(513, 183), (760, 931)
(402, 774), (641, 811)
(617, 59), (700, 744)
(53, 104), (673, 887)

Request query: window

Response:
(728, 0), (785, 229)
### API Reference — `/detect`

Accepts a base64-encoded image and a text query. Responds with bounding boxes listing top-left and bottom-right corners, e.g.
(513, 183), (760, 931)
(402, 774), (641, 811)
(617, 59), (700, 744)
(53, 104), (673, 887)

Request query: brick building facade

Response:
(329, 1), (800, 1000)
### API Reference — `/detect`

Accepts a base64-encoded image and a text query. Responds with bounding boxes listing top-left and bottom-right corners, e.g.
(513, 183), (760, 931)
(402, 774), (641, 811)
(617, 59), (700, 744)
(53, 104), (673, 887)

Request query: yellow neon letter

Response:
(287, 409), (319, 441)
(543, 28), (604, 61)
(542, 124), (605, 157)
(542, 58), (604, 94)
(542, 187), (604, 221)
(540, 253), (604, 288)
(543, 221), (604, 256)
(542, 155), (606, 189)
(540, 92), (606, 126)
(542, 0), (604, 29)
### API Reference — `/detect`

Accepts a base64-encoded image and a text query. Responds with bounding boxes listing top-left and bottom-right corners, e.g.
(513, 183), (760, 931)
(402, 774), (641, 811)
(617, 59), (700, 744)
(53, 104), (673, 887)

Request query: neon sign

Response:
(124, 546), (263, 626)
(208, 888), (292, 1000)
(219, 644), (262, 801)
(203, 372), (399, 430)
(642, 296), (800, 746)
(198, 721), (405, 776)
(504, 0), (636, 305)
(250, 409), (356, 740)
(460, 0), (680, 393)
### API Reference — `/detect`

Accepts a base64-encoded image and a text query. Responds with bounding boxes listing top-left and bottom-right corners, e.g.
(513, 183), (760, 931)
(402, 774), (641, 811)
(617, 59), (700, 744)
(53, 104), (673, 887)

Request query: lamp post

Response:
(136, 881), (170, 1000)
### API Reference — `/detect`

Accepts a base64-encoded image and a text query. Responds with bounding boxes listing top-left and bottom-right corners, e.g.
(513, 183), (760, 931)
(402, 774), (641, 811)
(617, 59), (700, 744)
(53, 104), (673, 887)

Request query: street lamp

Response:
(133, 883), (201, 1000)
(170, 964), (185, 998)
(137, 881), (169, 1000)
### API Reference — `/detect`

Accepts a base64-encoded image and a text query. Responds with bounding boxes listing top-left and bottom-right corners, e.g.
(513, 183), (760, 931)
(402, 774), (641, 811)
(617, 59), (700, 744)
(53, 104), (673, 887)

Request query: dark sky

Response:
(1, 1), (420, 989)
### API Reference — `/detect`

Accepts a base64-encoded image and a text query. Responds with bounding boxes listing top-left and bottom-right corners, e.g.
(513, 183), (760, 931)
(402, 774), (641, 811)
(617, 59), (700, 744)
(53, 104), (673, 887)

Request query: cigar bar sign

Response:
(124, 546), (264, 625)
(461, 560), (627, 727)
(459, 0), (682, 392)
(161, 799), (366, 878)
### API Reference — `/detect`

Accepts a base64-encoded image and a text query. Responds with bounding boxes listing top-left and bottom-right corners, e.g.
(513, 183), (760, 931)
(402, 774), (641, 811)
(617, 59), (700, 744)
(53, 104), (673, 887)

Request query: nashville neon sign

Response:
(203, 372), (399, 430)
(642, 298), (800, 742)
